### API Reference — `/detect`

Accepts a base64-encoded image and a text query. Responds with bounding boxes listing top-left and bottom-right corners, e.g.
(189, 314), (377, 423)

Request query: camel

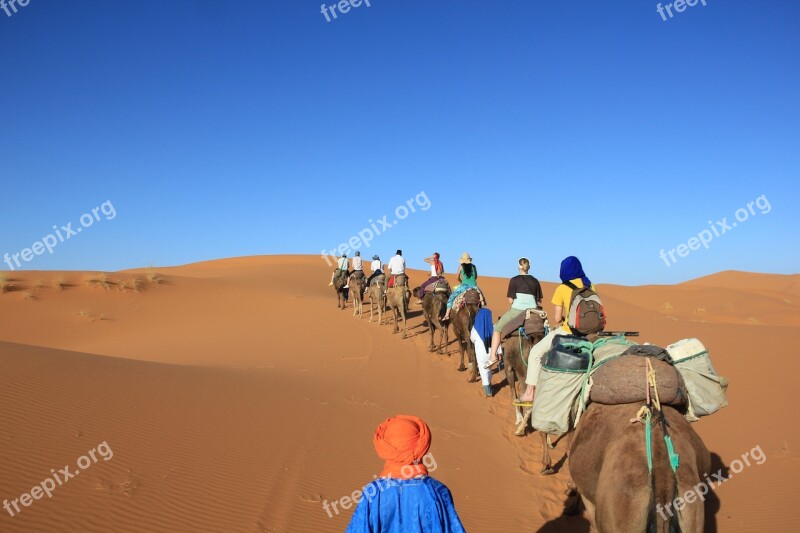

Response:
(449, 289), (481, 382)
(501, 326), (566, 474)
(332, 269), (348, 310)
(367, 275), (386, 324)
(416, 283), (449, 354)
(569, 402), (711, 532)
(499, 327), (567, 475)
(350, 274), (366, 318)
(385, 274), (409, 338)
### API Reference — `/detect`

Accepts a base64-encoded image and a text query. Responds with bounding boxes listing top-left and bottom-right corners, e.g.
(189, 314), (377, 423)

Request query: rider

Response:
(365, 254), (382, 289)
(387, 249), (406, 288)
(484, 257), (543, 368)
(351, 250), (364, 273)
(328, 253), (349, 286)
(517, 256), (595, 404)
(416, 252), (445, 304)
(349, 251), (365, 292)
(442, 253), (478, 322)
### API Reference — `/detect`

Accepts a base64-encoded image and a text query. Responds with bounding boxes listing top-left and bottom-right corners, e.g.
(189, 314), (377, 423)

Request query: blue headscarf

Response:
(473, 307), (494, 352)
(560, 256), (591, 288)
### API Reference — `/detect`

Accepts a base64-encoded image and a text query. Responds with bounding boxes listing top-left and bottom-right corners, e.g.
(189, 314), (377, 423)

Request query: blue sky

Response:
(1, 0), (798, 285)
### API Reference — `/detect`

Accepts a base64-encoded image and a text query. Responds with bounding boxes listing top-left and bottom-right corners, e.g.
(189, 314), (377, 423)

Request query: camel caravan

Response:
(329, 251), (729, 532)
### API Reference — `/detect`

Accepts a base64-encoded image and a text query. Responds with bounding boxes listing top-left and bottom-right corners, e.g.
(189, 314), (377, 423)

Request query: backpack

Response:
(563, 281), (606, 336)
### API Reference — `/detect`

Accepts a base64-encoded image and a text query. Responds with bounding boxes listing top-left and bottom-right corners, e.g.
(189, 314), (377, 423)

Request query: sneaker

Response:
(483, 385), (493, 398)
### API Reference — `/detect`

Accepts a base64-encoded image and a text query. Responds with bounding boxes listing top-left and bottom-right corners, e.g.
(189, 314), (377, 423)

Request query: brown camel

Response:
(385, 274), (409, 338)
(499, 328), (566, 475)
(332, 269), (348, 310)
(569, 402), (711, 532)
(449, 290), (481, 382)
(350, 274), (365, 318)
(416, 285), (449, 354)
(367, 275), (386, 324)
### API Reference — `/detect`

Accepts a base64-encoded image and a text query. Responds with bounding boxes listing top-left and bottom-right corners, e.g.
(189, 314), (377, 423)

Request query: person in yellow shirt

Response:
(516, 256), (594, 405)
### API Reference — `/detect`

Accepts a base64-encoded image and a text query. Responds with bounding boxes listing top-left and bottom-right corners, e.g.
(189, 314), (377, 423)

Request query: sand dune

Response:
(1, 256), (798, 532)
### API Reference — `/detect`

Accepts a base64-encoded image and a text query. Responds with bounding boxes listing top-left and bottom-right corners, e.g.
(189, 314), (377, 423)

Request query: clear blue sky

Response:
(1, 0), (798, 285)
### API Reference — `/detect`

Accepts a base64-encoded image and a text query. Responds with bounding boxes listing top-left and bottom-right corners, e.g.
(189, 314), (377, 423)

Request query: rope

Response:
(631, 359), (681, 476)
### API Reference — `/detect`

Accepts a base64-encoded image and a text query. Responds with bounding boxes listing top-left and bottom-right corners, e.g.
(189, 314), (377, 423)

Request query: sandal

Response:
(512, 401), (533, 408)
(483, 358), (499, 369)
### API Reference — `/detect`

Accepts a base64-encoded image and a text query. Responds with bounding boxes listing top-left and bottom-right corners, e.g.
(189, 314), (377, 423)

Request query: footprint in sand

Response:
(299, 493), (323, 503)
(347, 396), (383, 409)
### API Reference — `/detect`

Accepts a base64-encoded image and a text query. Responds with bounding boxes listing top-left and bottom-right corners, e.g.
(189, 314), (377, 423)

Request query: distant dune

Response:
(1, 255), (797, 532)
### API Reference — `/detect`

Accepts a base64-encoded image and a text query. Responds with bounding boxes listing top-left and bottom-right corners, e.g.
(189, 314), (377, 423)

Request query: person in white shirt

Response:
(328, 253), (349, 286)
(387, 250), (407, 288)
(365, 255), (383, 288)
(352, 251), (364, 272)
(388, 249), (405, 275)
(349, 251), (367, 296)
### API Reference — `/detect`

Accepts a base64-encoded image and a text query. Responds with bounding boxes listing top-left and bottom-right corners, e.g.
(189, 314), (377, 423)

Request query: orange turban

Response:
(373, 415), (432, 479)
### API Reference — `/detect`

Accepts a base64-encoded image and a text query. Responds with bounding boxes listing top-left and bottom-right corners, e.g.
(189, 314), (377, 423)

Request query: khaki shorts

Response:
(494, 308), (526, 337)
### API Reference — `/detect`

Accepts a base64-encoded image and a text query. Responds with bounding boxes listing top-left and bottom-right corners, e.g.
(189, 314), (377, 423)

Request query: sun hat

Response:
(459, 252), (472, 264)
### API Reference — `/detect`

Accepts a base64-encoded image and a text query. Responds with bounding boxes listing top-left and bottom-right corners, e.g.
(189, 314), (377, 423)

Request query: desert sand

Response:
(1, 255), (798, 532)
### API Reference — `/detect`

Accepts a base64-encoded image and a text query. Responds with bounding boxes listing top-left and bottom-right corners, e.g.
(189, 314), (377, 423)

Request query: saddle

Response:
(333, 269), (348, 285)
(350, 270), (365, 281)
(501, 308), (547, 340)
(452, 288), (485, 311)
(369, 274), (386, 287)
(389, 274), (408, 288)
(424, 278), (451, 295)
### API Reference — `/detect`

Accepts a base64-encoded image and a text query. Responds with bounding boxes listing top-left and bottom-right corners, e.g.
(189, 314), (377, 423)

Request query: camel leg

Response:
(541, 431), (555, 475)
(515, 407), (531, 436)
(582, 496), (598, 533)
(457, 338), (467, 371)
(438, 322), (447, 355)
(401, 309), (407, 339)
(466, 343), (479, 383)
(563, 481), (584, 517)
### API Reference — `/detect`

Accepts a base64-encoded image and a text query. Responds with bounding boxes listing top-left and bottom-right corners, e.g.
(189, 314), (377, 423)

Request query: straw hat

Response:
(459, 252), (472, 264)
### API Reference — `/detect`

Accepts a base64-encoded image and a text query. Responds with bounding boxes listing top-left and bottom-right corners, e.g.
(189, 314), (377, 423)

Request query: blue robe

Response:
(345, 476), (466, 533)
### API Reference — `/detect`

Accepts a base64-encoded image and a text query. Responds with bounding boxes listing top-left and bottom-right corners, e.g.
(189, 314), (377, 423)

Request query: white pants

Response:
(525, 326), (569, 387)
(471, 327), (501, 387)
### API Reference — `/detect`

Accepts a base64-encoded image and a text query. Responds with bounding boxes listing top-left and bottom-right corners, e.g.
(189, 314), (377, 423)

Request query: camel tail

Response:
(646, 482), (681, 533)
(646, 430), (682, 533)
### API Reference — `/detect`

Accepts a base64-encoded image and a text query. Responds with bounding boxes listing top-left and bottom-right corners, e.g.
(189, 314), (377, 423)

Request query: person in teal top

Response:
(442, 252), (479, 321)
